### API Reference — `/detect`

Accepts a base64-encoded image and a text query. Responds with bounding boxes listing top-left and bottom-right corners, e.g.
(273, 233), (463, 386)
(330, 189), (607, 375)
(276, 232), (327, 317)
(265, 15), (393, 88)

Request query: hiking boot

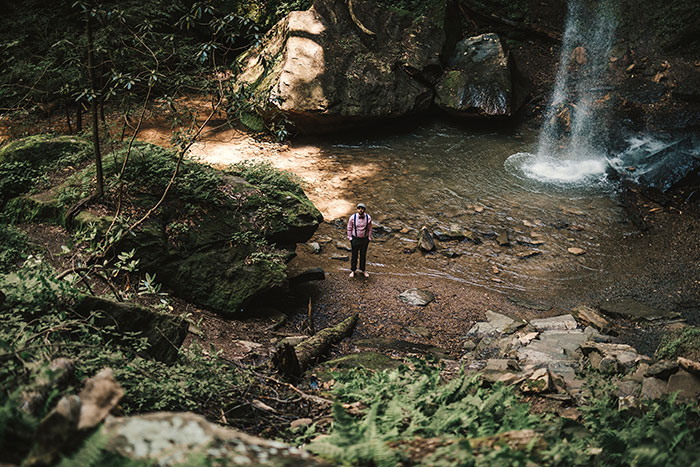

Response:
(349, 271), (355, 278)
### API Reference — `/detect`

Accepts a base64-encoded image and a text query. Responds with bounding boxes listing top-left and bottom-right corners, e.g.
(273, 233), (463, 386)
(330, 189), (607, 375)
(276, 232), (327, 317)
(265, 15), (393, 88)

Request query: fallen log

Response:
(272, 314), (359, 378)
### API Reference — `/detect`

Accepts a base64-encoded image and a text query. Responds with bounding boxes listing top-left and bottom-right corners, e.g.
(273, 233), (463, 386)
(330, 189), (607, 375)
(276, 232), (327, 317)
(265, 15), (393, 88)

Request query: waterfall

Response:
(538, 0), (617, 161)
(506, 0), (618, 186)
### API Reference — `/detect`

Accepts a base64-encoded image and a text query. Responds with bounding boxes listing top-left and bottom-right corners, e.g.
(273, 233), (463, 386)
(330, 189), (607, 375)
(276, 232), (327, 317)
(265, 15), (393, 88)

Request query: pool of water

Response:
(307, 120), (635, 299)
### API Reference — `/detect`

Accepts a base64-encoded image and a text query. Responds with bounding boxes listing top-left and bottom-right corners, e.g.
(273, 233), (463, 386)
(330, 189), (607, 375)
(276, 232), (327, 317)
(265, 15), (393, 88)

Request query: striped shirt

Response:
(347, 213), (372, 240)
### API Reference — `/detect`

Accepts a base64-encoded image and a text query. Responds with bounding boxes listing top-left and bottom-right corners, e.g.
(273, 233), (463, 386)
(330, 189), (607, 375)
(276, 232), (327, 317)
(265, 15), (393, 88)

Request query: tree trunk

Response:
(76, 105), (83, 132)
(64, 102), (72, 134)
(86, 14), (103, 198)
(272, 314), (359, 378)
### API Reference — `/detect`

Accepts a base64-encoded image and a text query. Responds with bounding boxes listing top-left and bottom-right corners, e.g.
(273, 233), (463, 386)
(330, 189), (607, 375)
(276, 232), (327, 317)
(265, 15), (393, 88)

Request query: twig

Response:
(259, 374), (333, 406)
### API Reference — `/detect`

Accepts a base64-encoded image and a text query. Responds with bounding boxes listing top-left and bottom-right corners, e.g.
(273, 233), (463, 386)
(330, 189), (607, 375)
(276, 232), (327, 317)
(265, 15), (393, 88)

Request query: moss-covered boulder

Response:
(0, 135), (90, 208)
(63, 142), (322, 316)
(234, 0), (446, 133)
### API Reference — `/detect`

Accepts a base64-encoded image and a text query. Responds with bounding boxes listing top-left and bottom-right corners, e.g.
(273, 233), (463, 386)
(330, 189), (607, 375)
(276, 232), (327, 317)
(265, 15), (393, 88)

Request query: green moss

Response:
(656, 326), (700, 360)
(0, 134), (90, 167)
(0, 224), (29, 274)
(2, 193), (65, 225)
(0, 135), (90, 209)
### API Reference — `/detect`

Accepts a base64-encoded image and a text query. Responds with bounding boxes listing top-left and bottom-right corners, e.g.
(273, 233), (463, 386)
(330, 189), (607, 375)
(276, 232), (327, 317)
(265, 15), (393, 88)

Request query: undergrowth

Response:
(305, 360), (700, 466)
(0, 256), (244, 463)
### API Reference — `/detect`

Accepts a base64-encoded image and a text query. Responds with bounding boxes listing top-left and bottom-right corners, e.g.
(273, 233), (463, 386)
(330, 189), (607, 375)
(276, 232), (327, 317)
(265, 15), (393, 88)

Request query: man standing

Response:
(347, 203), (372, 278)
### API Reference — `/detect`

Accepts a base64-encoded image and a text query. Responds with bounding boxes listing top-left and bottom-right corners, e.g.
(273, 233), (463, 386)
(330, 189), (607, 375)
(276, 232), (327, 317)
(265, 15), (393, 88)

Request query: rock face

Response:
(234, 0), (445, 133)
(435, 33), (527, 118)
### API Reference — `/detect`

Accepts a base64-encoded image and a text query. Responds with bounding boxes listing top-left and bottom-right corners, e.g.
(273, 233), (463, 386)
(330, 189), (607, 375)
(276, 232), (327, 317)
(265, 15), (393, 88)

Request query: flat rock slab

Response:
(398, 289), (435, 306)
(517, 330), (586, 366)
(599, 298), (679, 321)
(485, 311), (516, 332)
(531, 314), (578, 331)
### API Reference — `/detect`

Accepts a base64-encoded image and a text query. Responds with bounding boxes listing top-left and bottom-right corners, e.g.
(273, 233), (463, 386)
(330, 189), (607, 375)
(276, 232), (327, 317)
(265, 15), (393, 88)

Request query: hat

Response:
(356, 203), (366, 209)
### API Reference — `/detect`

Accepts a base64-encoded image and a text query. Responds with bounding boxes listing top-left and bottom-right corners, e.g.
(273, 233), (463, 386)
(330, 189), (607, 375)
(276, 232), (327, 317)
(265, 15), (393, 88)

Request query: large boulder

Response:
(66, 412), (328, 466)
(0, 135), (90, 208)
(435, 33), (528, 118)
(234, 0), (446, 133)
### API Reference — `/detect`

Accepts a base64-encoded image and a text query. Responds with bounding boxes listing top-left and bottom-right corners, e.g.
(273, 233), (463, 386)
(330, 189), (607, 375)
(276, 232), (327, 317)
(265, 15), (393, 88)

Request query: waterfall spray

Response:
(507, 0), (618, 186)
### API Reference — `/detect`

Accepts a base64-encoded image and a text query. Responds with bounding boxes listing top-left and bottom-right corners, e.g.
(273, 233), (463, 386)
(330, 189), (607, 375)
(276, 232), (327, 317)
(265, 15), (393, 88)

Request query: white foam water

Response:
(506, 152), (608, 186)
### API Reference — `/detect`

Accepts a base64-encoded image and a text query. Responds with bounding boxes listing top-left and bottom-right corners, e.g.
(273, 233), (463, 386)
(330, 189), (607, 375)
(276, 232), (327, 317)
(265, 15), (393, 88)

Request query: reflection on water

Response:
(312, 121), (631, 297)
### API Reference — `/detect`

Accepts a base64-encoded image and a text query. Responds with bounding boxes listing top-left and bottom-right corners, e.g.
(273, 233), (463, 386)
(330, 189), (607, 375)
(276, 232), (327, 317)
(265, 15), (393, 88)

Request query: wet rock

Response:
(567, 247), (586, 255)
(645, 360), (679, 380)
(496, 231), (510, 246)
(641, 377), (668, 400)
(485, 311), (517, 333)
(667, 370), (700, 401)
(435, 33), (528, 118)
(398, 288), (435, 306)
(441, 249), (461, 258)
(78, 368), (124, 431)
(599, 298), (680, 322)
(335, 241), (351, 251)
(517, 250), (541, 259)
(316, 235), (332, 243)
(331, 254), (349, 261)
(307, 242), (321, 254)
(463, 230), (483, 244)
(678, 357), (700, 377)
(515, 237), (546, 247)
(621, 137), (700, 193)
(418, 226), (435, 252)
(531, 314), (578, 331)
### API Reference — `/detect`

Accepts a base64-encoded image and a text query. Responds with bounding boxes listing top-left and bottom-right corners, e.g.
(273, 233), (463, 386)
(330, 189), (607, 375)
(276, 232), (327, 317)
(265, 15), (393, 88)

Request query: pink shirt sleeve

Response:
(347, 215), (354, 240)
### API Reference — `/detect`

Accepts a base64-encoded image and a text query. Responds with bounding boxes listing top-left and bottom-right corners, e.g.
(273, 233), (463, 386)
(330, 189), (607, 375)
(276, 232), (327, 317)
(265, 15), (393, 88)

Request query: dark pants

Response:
(350, 236), (369, 272)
